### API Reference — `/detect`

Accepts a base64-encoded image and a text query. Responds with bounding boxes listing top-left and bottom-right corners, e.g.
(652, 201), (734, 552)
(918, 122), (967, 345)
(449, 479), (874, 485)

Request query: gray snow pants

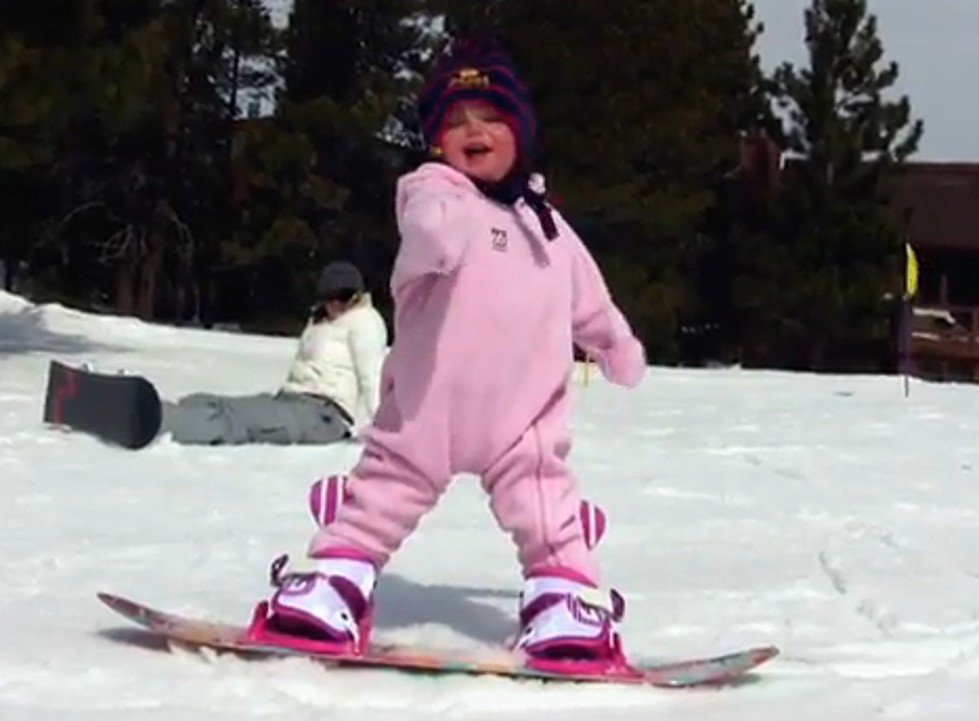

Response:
(161, 391), (352, 446)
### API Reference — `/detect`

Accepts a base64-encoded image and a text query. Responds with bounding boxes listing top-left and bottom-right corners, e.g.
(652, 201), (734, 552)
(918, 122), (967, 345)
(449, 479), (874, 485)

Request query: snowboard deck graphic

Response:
(43, 360), (162, 450)
(97, 592), (778, 688)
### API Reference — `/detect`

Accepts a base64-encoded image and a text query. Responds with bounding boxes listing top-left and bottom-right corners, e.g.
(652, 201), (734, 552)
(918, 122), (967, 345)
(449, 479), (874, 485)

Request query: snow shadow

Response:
(374, 573), (519, 645)
(0, 307), (127, 357)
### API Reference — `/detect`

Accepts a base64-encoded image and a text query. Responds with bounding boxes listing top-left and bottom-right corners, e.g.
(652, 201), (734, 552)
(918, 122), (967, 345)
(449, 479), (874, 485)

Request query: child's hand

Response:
(395, 163), (477, 278)
(596, 335), (646, 388)
(398, 162), (468, 204)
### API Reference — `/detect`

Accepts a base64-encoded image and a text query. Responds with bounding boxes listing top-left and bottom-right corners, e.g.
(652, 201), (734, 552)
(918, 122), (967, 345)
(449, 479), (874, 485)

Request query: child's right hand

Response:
(394, 163), (476, 278)
(396, 162), (469, 208)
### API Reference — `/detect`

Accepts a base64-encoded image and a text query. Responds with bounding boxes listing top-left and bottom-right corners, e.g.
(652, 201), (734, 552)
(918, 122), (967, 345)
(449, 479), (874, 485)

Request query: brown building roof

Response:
(889, 162), (979, 250)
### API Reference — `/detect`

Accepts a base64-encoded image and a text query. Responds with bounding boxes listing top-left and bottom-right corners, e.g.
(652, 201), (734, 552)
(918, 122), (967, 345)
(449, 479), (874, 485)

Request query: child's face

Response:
(439, 101), (517, 183)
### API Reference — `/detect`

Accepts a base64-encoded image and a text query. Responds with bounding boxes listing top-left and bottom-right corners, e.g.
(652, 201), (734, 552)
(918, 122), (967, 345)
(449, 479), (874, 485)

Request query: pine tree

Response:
(0, 0), (160, 294)
(229, 0), (429, 322)
(734, 0), (923, 370)
(0, 32), (45, 290)
(35, 0), (279, 318)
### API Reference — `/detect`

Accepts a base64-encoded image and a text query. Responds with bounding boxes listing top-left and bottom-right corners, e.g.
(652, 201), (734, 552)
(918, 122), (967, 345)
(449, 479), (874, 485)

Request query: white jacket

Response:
(280, 294), (389, 424)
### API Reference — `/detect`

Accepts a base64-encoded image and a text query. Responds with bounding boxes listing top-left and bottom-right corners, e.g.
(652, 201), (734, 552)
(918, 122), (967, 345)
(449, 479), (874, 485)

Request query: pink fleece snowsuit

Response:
(309, 162), (646, 583)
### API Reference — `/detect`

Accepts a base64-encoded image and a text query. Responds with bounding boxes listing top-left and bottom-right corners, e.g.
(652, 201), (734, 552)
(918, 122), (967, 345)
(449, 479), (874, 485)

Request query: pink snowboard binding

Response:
(522, 634), (634, 677)
(514, 569), (632, 677)
(246, 554), (374, 657)
(309, 474), (608, 550)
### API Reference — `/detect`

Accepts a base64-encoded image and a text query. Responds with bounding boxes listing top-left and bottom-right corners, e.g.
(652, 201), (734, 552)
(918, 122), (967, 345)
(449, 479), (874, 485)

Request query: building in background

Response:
(891, 164), (979, 382)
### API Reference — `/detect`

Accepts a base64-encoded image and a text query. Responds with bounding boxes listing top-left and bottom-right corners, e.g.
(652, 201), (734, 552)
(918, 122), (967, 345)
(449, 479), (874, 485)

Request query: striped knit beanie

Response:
(417, 36), (537, 162)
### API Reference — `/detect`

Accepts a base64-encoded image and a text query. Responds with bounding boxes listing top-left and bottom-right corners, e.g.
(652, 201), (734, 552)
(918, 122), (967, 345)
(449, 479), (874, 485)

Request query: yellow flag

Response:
(576, 357), (594, 387)
(905, 242), (918, 299)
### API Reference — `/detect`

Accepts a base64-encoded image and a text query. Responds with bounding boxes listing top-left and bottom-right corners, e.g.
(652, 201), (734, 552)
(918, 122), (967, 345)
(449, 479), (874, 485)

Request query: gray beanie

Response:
(316, 261), (364, 298)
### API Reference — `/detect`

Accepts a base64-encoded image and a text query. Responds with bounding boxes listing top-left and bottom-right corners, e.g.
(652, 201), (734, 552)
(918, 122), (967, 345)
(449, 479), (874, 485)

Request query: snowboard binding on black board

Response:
(43, 360), (163, 450)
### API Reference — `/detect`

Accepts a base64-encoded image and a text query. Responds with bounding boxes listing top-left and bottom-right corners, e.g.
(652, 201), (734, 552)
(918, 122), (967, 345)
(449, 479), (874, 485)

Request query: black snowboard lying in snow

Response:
(43, 360), (163, 450)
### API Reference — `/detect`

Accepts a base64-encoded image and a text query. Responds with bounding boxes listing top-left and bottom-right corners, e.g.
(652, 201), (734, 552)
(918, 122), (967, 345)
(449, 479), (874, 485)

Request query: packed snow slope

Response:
(3, 289), (979, 721)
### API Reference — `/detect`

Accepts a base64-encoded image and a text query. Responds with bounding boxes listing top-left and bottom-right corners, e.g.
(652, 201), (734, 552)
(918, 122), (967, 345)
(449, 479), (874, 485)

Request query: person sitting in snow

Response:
(248, 35), (646, 670)
(161, 261), (388, 445)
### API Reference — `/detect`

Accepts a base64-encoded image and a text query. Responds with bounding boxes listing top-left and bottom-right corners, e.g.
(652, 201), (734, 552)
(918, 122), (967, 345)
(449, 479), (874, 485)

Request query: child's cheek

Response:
(494, 119), (519, 156)
(436, 125), (461, 155)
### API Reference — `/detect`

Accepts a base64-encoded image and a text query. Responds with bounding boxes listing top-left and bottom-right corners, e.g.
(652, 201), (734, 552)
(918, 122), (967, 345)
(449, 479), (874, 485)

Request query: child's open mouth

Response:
(463, 143), (492, 159)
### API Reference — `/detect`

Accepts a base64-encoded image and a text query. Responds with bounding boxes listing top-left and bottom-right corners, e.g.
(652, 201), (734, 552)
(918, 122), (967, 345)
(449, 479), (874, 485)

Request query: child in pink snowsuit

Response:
(258, 37), (646, 665)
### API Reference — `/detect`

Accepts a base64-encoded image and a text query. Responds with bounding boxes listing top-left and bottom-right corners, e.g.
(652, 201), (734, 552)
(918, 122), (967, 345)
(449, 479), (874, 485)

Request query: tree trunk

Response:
(808, 333), (829, 372)
(115, 262), (136, 315)
(136, 234), (165, 320)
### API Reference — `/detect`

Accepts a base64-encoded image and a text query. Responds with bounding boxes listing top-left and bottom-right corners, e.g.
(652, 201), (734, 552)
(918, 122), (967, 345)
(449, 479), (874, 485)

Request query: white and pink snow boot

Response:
(309, 474), (608, 550)
(247, 552), (376, 655)
(513, 567), (627, 673)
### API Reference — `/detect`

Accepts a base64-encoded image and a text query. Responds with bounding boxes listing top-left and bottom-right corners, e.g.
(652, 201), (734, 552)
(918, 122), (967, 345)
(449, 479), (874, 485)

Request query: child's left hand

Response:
(596, 335), (646, 388)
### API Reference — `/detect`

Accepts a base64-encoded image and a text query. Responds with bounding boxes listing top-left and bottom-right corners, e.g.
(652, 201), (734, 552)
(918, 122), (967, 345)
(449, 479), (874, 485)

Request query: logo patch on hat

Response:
(449, 67), (490, 88)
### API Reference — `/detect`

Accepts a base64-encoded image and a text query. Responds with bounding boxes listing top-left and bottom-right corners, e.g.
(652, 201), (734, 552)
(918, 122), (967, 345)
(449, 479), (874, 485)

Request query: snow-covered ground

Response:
(3, 290), (979, 720)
